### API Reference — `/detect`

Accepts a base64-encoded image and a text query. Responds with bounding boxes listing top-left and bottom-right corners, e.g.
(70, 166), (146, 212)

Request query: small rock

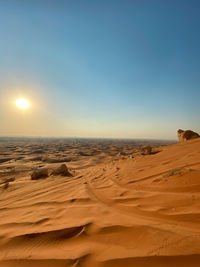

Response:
(52, 164), (72, 177)
(141, 146), (152, 155)
(31, 168), (49, 180)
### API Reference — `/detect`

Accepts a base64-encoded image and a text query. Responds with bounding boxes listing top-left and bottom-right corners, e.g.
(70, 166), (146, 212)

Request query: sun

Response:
(16, 98), (30, 109)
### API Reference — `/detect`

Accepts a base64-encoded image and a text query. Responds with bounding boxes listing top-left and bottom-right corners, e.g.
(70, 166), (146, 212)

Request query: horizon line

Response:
(0, 135), (177, 141)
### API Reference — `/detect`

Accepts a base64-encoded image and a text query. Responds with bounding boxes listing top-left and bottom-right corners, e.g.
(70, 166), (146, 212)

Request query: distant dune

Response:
(0, 137), (200, 267)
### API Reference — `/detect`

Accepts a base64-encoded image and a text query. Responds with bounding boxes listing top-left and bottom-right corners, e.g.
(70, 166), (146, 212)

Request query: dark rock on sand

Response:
(141, 146), (152, 155)
(31, 168), (49, 180)
(177, 129), (199, 142)
(52, 164), (72, 176)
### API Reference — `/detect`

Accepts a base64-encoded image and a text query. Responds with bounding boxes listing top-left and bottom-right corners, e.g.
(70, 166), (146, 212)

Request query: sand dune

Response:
(0, 138), (200, 266)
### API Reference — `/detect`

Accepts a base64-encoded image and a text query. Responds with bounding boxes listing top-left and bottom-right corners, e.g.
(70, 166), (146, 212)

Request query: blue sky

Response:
(0, 0), (200, 139)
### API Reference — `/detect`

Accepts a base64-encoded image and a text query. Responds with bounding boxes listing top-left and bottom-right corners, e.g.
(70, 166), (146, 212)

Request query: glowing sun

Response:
(16, 98), (30, 109)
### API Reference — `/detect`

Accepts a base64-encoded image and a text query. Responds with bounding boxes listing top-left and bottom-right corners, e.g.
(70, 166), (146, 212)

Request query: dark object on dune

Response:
(141, 146), (152, 155)
(52, 164), (72, 177)
(31, 168), (49, 180)
(177, 129), (199, 142)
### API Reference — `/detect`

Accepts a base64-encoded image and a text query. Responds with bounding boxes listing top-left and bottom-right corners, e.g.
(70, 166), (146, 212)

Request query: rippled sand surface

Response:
(0, 138), (200, 267)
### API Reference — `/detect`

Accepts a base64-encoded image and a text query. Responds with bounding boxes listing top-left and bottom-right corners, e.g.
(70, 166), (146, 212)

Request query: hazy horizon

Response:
(1, 0), (200, 139)
(0, 135), (177, 141)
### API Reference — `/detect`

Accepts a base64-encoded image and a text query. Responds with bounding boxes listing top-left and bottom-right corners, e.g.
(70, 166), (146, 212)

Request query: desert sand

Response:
(0, 137), (200, 267)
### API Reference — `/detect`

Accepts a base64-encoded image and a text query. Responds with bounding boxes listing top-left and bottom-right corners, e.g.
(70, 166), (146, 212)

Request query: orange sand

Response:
(0, 138), (200, 267)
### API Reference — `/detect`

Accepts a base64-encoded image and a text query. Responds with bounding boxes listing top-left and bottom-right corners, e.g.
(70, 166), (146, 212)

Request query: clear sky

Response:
(0, 0), (200, 139)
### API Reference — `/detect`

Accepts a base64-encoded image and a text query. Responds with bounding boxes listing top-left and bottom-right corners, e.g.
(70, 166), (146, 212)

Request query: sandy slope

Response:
(0, 138), (200, 266)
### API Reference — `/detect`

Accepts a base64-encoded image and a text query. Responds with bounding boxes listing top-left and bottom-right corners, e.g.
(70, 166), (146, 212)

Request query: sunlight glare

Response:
(16, 98), (30, 109)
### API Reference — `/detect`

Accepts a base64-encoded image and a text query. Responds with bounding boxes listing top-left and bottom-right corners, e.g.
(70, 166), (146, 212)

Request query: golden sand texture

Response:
(0, 138), (200, 267)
